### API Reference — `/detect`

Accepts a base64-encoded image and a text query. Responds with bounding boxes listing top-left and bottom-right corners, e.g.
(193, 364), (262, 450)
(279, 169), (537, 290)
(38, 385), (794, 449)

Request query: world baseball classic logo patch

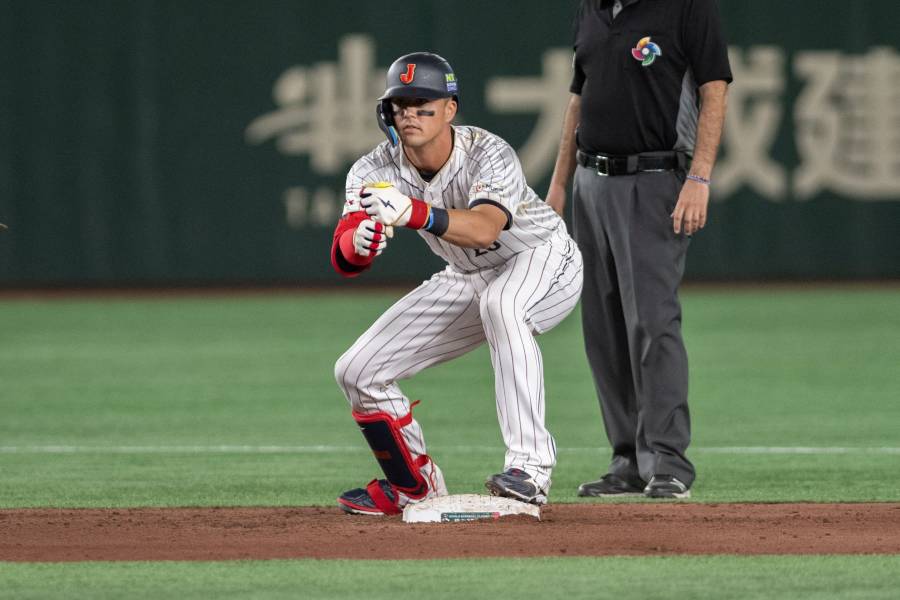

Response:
(631, 36), (662, 67)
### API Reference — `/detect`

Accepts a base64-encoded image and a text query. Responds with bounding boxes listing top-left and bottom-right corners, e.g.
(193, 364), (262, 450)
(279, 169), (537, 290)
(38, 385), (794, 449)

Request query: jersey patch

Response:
(342, 196), (362, 216)
(472, 181), (504, 195)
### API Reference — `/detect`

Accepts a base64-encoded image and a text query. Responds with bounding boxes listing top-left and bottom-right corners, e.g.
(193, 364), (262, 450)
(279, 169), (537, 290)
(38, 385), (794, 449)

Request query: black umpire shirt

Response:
(571, 0), (733, 156)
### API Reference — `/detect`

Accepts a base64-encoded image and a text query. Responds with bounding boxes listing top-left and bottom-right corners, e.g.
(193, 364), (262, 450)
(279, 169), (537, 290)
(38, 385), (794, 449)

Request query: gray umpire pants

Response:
(572, 162), (695, 487)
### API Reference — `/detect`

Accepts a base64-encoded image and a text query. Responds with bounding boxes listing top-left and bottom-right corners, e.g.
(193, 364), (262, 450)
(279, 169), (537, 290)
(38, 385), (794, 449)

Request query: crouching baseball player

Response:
(332, 52), (583, 514)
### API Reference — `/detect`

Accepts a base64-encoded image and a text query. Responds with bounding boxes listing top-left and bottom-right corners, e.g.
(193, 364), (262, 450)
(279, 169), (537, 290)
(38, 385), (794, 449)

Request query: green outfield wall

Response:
(1, 0), (898, 285)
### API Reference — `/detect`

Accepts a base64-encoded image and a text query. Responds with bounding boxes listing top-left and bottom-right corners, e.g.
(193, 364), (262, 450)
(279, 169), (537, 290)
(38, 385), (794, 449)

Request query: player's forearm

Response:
(360, 184), (506, 249)
(548, 94), (581, 191)
(439, 207), (506, 249)
(690, 81), (728, 179)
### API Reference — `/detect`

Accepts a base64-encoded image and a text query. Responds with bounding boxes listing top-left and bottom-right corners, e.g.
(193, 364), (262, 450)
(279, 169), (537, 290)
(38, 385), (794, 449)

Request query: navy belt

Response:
(576, 150), (688, 176)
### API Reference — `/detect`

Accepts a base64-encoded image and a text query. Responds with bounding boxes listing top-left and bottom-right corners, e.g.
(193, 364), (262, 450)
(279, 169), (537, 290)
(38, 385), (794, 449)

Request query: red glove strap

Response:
(407, 198), (430, 230)
(338, 228), (374, 266)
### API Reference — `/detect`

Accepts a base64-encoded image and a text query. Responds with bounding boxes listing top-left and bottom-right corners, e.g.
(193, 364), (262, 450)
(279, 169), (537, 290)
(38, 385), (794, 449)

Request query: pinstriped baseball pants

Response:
(334, 236), (583, 492)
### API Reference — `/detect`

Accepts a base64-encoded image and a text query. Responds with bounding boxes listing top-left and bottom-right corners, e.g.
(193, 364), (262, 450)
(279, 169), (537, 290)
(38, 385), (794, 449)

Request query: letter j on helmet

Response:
(399, 64), (416, 84)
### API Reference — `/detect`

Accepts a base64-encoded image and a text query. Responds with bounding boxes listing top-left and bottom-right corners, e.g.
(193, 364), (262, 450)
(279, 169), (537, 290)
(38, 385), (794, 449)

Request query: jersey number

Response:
(473, 241), (502, 257)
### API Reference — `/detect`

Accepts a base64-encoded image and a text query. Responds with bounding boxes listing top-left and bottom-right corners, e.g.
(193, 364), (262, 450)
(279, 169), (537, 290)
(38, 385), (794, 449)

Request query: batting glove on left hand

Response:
(353, 219), (394, 257)
(360, 182), (430, 229)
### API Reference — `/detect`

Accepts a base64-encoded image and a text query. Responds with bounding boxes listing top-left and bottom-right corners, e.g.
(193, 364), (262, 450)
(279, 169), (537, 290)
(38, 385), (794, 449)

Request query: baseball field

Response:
(1, 286), (899, 598)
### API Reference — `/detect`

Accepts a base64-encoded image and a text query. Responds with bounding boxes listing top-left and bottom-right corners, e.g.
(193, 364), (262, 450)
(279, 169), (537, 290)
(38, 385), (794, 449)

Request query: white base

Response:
(402, 493), (541, 523)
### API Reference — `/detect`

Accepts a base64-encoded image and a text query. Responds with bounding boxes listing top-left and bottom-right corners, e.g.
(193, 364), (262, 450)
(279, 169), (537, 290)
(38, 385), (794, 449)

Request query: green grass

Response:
(1, 288), (899, 507)
(1, 288), (898, 598)
(2, 555), (900, 600)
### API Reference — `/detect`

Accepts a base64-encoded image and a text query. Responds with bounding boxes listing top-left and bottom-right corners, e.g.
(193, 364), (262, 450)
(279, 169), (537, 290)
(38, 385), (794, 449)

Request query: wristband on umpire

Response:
(423, 207), (449, 237)
(686, 174), (711, 186)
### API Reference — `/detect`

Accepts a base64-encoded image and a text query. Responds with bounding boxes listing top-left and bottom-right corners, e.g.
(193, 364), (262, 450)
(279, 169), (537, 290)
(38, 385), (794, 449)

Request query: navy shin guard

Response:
(353, 401), (430, 500)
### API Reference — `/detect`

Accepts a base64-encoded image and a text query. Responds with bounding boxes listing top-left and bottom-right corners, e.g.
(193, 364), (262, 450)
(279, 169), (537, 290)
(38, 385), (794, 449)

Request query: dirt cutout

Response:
(2, 503), (899, 562)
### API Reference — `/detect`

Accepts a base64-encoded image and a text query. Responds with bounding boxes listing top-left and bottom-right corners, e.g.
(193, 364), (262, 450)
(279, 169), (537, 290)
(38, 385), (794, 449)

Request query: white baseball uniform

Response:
(334, 125), (583, 493)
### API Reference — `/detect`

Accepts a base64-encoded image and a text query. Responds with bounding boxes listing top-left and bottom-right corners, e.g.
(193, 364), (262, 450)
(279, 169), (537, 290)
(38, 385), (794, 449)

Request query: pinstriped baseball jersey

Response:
(343, 126), (568, 271)
(335, 124), (583, 501)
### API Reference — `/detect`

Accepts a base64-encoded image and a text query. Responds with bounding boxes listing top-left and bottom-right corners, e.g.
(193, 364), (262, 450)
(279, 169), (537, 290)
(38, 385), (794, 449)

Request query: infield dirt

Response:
(2, 503), (899, 562)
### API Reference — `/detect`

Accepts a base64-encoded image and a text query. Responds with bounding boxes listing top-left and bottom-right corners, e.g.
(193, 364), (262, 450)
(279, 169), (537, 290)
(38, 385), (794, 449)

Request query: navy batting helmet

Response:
(376, 52), (459, 146)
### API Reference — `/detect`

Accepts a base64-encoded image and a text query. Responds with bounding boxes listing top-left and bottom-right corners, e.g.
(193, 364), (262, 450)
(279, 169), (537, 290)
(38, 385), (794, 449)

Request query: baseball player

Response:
(331, 52), (583, 514)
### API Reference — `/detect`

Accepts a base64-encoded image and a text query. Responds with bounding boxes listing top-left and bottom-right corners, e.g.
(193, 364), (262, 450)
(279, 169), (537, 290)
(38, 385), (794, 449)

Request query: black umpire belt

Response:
(576, 150), (688, 176)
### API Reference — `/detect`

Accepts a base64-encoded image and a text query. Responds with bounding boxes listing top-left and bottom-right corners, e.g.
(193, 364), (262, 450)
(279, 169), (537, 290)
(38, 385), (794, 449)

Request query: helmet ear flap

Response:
(376, 100), (399, 146)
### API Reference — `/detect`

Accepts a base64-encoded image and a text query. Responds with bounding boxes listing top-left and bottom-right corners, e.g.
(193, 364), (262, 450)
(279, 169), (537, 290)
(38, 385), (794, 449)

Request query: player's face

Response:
(390, 97), (455, 148)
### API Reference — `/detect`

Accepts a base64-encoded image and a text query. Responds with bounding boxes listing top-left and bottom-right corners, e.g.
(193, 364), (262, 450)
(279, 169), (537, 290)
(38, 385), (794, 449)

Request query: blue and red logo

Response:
(631, 37), (662, 67)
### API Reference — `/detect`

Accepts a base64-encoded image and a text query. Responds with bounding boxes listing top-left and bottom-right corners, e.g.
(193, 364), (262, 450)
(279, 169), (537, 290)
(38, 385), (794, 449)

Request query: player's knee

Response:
(478, 291), (503, 323)
(334, 348), (378, 408)
(333, 350), (355, 395)
(479, 291), (523, 326)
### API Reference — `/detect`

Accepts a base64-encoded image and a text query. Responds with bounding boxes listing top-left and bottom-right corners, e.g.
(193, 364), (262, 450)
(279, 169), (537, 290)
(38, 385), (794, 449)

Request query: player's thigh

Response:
(335, 269), (484, 388)
(528, 239), (583, 334)
(480, 240), (582, 335)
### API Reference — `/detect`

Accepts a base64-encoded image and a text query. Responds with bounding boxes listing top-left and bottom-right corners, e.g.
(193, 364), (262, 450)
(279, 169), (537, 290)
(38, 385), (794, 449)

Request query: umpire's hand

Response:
(672, 178), (709, 236)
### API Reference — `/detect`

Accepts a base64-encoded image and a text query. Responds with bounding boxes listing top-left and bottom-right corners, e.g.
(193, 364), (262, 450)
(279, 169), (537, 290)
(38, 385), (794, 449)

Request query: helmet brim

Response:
(379, 86), (454, 101)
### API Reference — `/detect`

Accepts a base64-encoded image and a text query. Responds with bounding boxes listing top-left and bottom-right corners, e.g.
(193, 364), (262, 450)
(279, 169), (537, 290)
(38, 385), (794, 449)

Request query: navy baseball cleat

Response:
(338, 479), (401, 515)
(485, 468), (548, 505)
(644, 475), (691, 499)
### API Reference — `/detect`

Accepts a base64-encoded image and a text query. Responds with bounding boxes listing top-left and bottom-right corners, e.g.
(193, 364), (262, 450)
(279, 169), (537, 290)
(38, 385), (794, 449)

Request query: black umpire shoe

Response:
(644, 475), (691, 499)
(577, 473), (646, 497)
(485, 468), (548, 505)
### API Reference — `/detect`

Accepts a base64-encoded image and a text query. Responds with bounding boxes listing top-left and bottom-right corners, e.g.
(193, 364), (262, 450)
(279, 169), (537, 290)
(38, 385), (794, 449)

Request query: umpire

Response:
(546, 0), (732, 498)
